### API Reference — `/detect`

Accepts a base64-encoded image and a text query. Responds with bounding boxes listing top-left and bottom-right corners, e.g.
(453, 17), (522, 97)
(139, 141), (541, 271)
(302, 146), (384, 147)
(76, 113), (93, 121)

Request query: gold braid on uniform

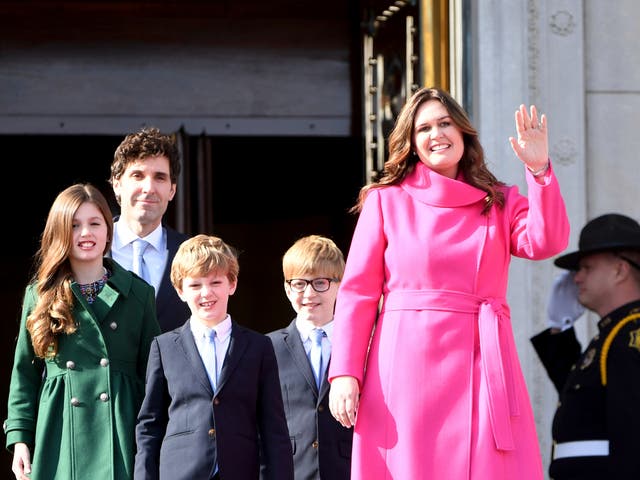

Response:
(599, 312), (640, 385)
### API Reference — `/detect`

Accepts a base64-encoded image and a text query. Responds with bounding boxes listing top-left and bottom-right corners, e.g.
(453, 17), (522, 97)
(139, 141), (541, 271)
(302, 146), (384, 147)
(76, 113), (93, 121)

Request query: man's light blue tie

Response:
(310, 328), (325, 389)
(131, 238), (150, 283)
(206, 329), (219, 391)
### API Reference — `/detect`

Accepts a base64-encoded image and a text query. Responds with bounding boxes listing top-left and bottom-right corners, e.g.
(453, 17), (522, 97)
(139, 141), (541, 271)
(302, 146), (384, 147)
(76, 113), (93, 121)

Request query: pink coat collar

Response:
(400, 162), (488, 207)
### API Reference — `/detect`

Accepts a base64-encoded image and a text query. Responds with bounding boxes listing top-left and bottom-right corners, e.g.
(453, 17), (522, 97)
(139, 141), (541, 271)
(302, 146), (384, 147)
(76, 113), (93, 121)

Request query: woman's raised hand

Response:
(509, 104), (549, 173)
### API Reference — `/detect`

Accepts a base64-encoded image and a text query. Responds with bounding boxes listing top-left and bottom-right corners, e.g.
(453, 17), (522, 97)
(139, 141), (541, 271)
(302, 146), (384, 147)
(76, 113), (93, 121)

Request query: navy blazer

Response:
(110, 221), (191, 333)
(265, 320), (352, 480)
(135, 319), (294, 480)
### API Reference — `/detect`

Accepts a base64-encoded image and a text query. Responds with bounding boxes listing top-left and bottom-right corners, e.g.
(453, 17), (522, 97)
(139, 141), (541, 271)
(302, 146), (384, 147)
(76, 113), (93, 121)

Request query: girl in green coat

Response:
(4, 183), (161, 480)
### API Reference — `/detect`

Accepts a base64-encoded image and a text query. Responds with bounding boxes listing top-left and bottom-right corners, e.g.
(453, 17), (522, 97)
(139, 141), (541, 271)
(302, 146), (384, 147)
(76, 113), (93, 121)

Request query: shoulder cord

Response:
(600, 312), (640, 385)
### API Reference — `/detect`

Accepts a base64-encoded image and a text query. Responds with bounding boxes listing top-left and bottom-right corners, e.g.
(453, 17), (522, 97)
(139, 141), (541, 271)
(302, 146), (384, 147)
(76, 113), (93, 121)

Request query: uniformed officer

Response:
(531, 213), (640, 479)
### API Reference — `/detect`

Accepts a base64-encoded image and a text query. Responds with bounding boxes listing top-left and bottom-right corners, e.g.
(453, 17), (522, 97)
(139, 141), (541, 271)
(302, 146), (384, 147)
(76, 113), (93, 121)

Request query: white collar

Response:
(190, 315), (232, 342)
(114, 220), (164, 252)
(295, 317), (333, 342)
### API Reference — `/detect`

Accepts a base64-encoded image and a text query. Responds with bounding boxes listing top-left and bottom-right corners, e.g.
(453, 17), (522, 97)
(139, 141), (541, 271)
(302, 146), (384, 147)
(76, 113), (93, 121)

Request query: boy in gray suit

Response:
(264, 235), (353, 479)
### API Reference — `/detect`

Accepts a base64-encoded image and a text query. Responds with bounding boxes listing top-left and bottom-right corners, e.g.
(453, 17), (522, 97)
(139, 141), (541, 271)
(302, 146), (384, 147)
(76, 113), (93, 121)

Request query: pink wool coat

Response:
(329, 162), (569, 480)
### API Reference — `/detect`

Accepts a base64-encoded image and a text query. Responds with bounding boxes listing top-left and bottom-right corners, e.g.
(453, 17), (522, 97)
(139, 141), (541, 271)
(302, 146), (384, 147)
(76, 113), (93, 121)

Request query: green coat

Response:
(4, 259), (161, 480)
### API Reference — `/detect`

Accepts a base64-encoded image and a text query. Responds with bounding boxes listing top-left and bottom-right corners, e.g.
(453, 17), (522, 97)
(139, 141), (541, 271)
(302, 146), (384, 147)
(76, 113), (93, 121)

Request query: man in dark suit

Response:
(135, 234), (293, 480)
(109, 126), (190, 332)
(531, 213), (640, 479)
(265, 235), (353, 479)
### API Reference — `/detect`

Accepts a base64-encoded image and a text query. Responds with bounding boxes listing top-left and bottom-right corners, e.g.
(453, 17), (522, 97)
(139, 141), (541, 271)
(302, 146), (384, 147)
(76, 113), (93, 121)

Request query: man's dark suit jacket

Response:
(110, 220), (191, 332)
(134, 319), (294, 480)
(154, 226), (191, 332)
(265, 319), (353, 480)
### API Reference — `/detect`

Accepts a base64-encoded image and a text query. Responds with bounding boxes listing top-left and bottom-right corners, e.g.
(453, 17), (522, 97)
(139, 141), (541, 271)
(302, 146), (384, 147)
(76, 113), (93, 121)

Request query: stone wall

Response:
(474, 1), (640, 476)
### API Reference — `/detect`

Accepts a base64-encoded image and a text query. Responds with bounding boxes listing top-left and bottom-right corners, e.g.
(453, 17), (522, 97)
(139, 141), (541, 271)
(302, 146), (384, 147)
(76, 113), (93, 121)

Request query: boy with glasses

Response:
(262, 235), (353, 480)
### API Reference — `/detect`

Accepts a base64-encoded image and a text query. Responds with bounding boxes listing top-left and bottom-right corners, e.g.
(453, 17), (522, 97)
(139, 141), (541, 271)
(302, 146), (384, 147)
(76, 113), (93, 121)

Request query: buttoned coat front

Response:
(4, 258), (160, 480)
(329, 163), (570, 480)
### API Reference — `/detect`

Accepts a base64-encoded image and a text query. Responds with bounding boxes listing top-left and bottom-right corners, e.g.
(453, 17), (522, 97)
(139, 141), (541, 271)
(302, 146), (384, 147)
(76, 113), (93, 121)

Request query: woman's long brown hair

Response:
(352, 87), (505, 214)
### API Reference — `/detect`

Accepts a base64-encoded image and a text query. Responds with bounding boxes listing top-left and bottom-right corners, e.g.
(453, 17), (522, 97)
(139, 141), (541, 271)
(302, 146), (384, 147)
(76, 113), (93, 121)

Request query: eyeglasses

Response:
(286, 278), (339, 293)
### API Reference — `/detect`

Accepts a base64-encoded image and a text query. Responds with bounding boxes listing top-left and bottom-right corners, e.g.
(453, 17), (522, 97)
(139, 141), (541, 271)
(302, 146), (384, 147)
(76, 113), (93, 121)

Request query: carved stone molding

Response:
(551, 137), (578, 165)
(527, 0), (540, 104)
(550, 10), (576, 36)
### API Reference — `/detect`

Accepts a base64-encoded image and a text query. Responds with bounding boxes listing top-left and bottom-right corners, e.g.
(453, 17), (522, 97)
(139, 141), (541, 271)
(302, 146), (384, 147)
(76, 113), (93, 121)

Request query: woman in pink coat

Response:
(328, 87), (569, 480)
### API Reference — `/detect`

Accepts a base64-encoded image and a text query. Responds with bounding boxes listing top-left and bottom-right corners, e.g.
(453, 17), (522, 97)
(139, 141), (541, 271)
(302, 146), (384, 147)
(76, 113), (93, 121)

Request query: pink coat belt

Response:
(381, 289), (517, 451)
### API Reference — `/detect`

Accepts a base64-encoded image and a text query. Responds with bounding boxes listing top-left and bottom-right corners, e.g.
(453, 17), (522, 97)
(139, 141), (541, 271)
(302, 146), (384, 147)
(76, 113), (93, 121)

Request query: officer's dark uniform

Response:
(531, 301), (640, 479)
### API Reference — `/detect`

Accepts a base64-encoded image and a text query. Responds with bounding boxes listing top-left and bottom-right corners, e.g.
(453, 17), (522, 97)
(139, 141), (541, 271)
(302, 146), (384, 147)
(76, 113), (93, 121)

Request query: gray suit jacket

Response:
(135, 319), (294, 480)
(265, 320), (352, 480)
